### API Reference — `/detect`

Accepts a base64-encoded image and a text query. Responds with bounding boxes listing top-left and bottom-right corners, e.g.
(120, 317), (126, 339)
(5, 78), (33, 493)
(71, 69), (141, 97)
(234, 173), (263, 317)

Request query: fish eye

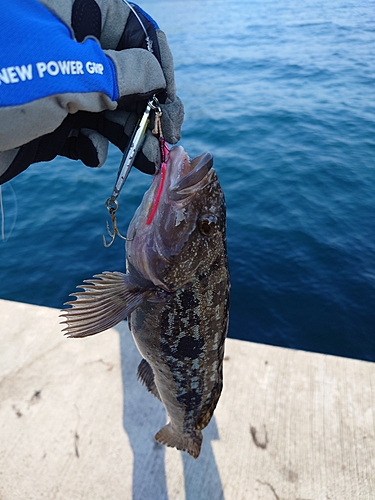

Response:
(198, 216), (217, 237)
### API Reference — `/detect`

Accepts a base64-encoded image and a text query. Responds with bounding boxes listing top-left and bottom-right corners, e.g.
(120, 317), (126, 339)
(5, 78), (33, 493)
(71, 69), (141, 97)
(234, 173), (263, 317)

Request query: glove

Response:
(50, 107), (168, 175)
(64, 0), (184, 172)
(57, 95), (185, 175)
(0, 0), (184, 183)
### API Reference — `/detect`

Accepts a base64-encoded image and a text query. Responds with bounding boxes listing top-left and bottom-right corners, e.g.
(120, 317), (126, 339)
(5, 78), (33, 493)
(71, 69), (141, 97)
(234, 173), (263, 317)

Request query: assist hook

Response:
(102, 199), (130, 247)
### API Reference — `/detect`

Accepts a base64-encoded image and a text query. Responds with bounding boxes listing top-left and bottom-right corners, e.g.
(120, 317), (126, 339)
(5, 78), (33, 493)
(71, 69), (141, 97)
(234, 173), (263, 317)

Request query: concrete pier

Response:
(0, 298), (374, 499)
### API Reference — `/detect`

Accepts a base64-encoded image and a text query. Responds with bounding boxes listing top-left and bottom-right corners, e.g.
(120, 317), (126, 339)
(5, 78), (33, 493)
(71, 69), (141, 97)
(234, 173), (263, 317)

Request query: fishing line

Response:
(0, 183), (18, 242)
(121, 1), (153, 53)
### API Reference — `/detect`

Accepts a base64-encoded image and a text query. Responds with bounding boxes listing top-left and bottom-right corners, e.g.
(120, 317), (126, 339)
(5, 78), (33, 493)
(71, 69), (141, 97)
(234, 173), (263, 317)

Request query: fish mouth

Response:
(127, 146), (216, 292)
(168, 146), (213, 200)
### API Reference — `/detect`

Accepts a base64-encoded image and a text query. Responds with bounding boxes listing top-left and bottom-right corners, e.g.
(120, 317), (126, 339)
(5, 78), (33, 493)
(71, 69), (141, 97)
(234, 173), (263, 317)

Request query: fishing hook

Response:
(102, 199), (131, 247)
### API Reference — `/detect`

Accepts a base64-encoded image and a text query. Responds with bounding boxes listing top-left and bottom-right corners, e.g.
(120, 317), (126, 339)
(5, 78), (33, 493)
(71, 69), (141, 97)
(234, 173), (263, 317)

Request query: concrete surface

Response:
(0, 298), (374, 500)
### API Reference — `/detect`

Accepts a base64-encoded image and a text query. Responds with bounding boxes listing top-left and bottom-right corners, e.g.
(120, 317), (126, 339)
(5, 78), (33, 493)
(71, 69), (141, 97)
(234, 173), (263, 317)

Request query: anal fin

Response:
(137, 359), (161, 401)
(155, 423), (203, 459)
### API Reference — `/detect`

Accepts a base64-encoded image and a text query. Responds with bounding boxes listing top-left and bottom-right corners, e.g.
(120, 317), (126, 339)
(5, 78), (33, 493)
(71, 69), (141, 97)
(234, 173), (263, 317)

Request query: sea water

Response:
(1, 0), (374, 361)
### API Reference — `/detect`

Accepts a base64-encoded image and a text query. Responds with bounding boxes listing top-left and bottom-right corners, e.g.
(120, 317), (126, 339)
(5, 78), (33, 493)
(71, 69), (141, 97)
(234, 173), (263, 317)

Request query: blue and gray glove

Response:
(0, 0), (184, 183)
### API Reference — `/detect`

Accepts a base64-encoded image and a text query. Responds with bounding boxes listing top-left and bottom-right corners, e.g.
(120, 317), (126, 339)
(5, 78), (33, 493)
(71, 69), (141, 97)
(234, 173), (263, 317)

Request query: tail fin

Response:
(155, 423), (202, 459)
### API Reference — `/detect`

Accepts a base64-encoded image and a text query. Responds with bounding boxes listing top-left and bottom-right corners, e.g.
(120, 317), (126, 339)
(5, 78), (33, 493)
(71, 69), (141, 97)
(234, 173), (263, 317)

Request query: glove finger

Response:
(102, 108), (139, 137)
(137, 130), (160, 174)
(160, 96), (184, 144)
(134, 150), (158, 175)
(73, 111), (161, 174)
(73, 111), (131, 152)
(0, 113), (80, 183)
(107, 48), (166, 105)
(0, 141), (39, 184)
(80, 129), (108, 167)
(100, 109), (160, 173)
(60, 129), (109, 168)
(96, 117), (159, 174)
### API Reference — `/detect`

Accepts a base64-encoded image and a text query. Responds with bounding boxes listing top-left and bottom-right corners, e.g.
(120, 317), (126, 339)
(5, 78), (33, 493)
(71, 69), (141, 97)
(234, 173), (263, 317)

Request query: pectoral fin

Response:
(60, 271), (151, 338)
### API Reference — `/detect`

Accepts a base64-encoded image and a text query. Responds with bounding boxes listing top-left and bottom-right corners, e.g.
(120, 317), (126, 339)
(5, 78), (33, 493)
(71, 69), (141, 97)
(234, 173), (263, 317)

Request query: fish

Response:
(60, 145), (230, 459)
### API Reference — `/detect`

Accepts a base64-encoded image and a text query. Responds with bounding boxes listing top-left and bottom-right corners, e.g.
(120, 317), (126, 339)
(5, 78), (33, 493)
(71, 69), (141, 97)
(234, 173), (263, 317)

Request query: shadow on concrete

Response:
(182, 418), (224, 500)
(118, 321), (225, 500)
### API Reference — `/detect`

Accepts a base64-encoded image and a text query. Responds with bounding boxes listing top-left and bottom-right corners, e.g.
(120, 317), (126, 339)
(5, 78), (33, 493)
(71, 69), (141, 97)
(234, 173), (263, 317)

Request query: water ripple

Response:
(1, 0), (374, 361)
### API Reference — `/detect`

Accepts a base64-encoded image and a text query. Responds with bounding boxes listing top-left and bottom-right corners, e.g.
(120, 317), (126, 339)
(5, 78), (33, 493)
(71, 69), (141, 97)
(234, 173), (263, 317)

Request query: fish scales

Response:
(61, 146), (230, 458)
(132, 253), (228, 431)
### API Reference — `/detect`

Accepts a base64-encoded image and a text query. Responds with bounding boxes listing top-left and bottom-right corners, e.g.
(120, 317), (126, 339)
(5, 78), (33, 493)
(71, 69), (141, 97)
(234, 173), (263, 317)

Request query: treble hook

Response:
(102, 199), (131, 247)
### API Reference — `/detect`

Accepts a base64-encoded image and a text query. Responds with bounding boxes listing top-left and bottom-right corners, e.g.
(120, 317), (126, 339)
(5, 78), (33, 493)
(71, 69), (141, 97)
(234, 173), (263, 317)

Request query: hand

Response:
(57, 106), (175, 175)
(0, 0), (184, 183)
(66, 0), (184, 173)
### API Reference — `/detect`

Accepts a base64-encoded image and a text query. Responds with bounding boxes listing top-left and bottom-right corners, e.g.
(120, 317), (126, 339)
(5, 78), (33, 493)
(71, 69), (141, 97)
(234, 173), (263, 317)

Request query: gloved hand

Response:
(54, 106), (170, 175)
(0, 0), (184, 183)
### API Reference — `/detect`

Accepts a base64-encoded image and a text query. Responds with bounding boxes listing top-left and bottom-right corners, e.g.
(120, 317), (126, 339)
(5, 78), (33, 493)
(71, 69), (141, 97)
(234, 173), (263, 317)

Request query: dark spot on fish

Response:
(177, 367), (202, 390)
(162, 336), (204, 360)
(198, 272), (209, 288)
(180, 289), (199, 310)
(177, 389), (202, 412)
(177, 336), (204, 360)
(209, 254), (223, 274)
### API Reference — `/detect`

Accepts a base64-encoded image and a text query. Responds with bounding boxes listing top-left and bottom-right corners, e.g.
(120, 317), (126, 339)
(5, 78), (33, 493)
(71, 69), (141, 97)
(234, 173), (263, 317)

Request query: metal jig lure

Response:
(103, 96), (162, 247)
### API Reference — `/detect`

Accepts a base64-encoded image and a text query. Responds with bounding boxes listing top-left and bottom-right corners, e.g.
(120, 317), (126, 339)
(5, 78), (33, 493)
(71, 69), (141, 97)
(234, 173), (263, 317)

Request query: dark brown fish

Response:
(61, 146), (230, 458)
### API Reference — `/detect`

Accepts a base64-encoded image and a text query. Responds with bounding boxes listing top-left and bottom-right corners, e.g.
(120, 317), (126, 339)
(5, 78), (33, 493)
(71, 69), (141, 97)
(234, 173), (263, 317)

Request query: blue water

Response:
(1, 0), (374, 361)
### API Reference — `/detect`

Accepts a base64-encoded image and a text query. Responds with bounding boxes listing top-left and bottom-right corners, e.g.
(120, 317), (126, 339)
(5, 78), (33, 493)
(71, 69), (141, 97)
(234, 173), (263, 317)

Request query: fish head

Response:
(126, 145), (226, 291)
